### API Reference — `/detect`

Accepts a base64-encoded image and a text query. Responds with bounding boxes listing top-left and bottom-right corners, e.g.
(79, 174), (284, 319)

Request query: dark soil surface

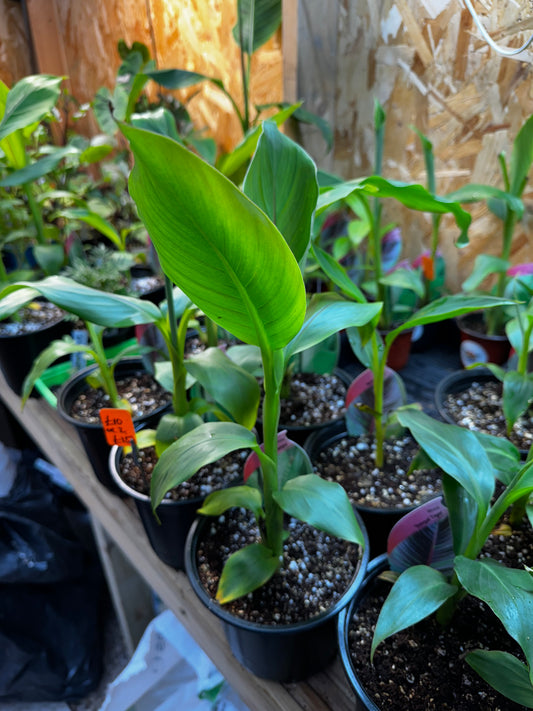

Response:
(195, 508), (363, 624)
(68, 373), (171, 424)
(0, 302), (65, 336)
(312, 434), (441, 510)
(258, 371), (347, 428)
(346, 520), (533, 710)
(119, 446), (248, 500)
(441, 379), (533, 452)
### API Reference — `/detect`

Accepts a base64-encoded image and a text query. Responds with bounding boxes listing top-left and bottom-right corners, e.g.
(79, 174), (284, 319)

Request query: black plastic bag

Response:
(0, 451), (105, 701)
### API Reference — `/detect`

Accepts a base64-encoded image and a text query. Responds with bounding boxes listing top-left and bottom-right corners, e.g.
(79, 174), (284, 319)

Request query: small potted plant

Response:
(0, 275), (172, 490)
(436, 263), (533, 456)
(338, 407), (533, 709)
(448, 111), (533, 366)
(120, 118), (381, 681)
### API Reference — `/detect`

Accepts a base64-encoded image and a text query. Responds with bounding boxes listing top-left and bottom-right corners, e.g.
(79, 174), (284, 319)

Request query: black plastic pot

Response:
(338, 554), (387, 710)
(305, 424), (420, 557)
(109, 444), (201, 569)
(0, 315), (70, 396)
(185, 512), (369, 682)
(57, 358), (170, 495)
(435, 367), (495, 426)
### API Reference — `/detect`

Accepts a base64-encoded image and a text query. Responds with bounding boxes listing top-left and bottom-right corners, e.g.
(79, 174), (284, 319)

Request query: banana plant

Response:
(0, 275), (260, 448)
(0, 74), (117, 278)
(449, 111), (533, 336)
(119, 118), (388, 603)
(312, 182), (514, 467)
(371, 408), (533, 708)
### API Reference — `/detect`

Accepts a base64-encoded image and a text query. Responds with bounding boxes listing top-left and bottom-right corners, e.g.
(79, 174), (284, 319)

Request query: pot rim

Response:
(184, 509), (370, 635)
(108, 441), (205, 507)
(337, 553), (388, 710)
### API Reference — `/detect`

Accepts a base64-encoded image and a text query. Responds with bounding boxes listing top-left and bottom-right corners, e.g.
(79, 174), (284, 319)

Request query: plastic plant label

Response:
(387, 496), (454, 575)
(99, 408), (136, 446)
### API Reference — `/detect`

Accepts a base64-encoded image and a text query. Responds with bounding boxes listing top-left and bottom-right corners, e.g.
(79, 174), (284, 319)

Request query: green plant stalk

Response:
(85, 321), (122, 407)
(371, 330), (386, 468)
(517, 314), (533, 376)
(259, 345), (284, 559)
(486, 209), (516, 335)
(0, 256), (9, 283)
(205, 316), (219, 347)
(159, 275), (191, 416)
(23, 183), (46, 245)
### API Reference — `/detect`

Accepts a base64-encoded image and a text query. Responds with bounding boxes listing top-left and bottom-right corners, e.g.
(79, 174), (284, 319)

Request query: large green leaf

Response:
(284, 294), (381, 363)
(273, 474), (365, 546)
(0, 146), (77, 187)
(311, 245), (366, 303)
(216, 103), (300, 178)
(151, 421), (258, 509)
(0, 276), (161, 327)
(510, 112), (533, 197)
(388, 294), (516, 346)
(503, 371), (533, 430)
(0, 75), (62, 141)
(21, 336), (89, 404)
(455, 556), (533, 675)
(466, 650), (533, 708)
(471, 430), (522, 485)
(58, 207), (123, 249)
(198, 485), (263, 521)
(371, 565), (457, 660)
(398, 409), (495, 518)
(462, 254), (510, 292)
(0, 80), (25, 169)
(185, 347), (260, 429)
(130, 108), (183, 143)
(232, 0), (281, 55)
(122, 123), (306, 350)
(243, 121), (318, 264)
(216, 542), (280, 603)
(447, 184), (524, 216)
(32, 243), (65, 276)
(317, 177), (472, 245)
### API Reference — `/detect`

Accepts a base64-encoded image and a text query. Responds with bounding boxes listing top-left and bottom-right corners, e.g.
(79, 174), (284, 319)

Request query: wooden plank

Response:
(282, 0), (299, 103)
(0, 372), (353, 711)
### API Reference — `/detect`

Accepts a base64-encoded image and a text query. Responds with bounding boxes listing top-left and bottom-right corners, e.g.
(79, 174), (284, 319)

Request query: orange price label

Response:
(99, 408), (136, 447)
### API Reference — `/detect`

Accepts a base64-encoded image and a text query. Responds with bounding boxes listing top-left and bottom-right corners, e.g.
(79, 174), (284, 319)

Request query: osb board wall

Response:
(0, 0), (282, 157)
(296, 0), (533, 291)
(0, 0), (33, 86)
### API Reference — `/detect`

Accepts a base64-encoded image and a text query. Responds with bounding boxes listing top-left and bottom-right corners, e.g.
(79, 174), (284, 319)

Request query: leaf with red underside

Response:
(344, 367), (407, 435)
(243, 430), (313, 487)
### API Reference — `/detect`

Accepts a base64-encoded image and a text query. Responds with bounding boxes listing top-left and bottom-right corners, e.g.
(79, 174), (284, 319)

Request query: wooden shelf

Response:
(0, 371), (355, 711)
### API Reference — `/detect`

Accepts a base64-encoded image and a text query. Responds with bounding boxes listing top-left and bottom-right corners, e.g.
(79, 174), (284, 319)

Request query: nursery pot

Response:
(456, 314), (510, 367)
(57, 358), (170, 495)
(380, 328), (413, 371)
(109, 445), (201, 569)
(337, 554), (387, 711)
(305, 424), (425, 557)
(184, 513), (369, 682)
(0, 313), (69, 396)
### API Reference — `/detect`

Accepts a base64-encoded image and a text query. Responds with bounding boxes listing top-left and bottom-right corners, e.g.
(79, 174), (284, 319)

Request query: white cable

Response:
(463, 0), (533, 56)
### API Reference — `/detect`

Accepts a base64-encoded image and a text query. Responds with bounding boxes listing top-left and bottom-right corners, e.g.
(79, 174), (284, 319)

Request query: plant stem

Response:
(372, 331), (386, 468)
(260, 346), (284, 559)
(517, 315), (533, 376)
(24, 183), (46, 245)
(205, 316), (218, 347)
(86, 321), (121, 407)
(162, 275), (189, 416)
(487, 208), (516, 335)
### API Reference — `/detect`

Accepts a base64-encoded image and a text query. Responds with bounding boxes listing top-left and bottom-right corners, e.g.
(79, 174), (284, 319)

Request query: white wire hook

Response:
(463, 0), (533, 56)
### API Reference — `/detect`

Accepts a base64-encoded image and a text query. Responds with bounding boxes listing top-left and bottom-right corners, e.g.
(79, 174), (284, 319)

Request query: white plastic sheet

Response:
(101, 610), (249, 711)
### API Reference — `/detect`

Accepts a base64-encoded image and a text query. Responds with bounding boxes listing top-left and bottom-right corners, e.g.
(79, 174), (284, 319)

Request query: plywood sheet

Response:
(297, 0), (533, 290)
(0, 0), (33, 87)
